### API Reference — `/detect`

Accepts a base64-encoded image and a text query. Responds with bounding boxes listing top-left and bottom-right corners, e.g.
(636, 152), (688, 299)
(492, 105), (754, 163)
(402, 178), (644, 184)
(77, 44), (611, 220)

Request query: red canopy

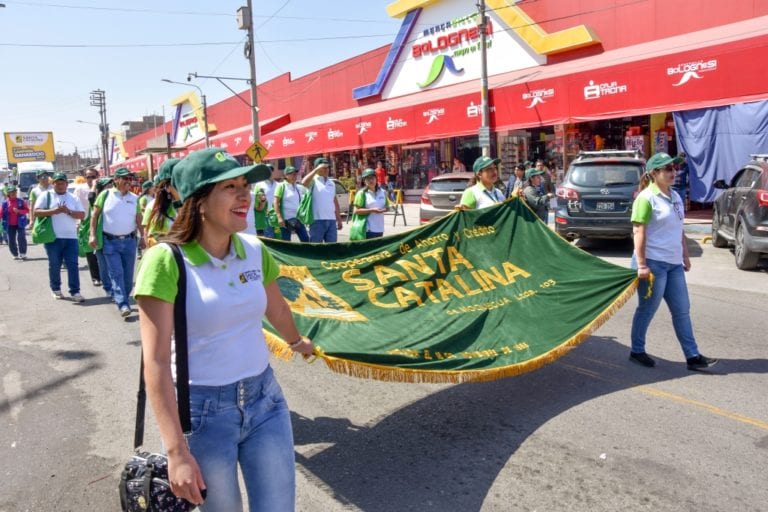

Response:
(257, 16), (768, 159)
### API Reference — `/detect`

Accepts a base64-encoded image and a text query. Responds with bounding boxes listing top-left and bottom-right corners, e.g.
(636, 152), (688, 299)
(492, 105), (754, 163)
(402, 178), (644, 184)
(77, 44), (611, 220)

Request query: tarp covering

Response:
(674, 100), (768, 202)
(262, 198), (637, 383)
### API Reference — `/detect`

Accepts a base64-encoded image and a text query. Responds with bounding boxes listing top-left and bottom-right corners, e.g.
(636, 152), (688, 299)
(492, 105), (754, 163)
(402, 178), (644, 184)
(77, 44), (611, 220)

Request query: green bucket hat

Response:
(361, 168), (376, 179)
(472, 156), (500, 174)
(314, 157), (329, 167)
(646, 152), (683, 172)
(172, 147), (271, 203)
(141, 180), (153, 190)
(283, 166), (297, 175)
(524, 168), (545, 181)
(155, 158), (181, 184)
(36, 169), (52, 178)
(52, 172), (68, 182)
(5, 185), (17, 193)
(113, 167), (131, 178)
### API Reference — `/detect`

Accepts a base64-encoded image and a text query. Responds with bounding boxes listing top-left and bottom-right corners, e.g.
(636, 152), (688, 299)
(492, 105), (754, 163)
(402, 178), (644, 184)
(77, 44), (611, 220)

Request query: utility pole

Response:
(238, 2), (260, 143)
(89, 89), (110, 175)
(477, 0), (491, 157)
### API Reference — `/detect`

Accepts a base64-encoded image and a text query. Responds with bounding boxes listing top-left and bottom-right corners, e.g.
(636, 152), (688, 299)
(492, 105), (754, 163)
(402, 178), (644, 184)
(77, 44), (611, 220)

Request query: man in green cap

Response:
(89, 167), (145, 317)
(273, 165), (309, 241)
(458, 156), (505, 210)
(302, 157), (343, 242)
(34, 172), (86, 301)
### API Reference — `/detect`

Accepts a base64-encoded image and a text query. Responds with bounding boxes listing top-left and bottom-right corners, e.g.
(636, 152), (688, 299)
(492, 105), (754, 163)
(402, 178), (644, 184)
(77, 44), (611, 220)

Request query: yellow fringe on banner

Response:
(264, 279), (639, 384)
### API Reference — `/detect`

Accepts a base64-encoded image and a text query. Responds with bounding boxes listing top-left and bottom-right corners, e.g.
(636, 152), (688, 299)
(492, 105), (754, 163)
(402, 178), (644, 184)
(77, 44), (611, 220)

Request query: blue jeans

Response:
(7, 225), (27, 256)
(279, 219), (309, 242)
(102, 236), (137, 309)
(94, 249), (113, 295)
(186, 366), (295, 512)
(44, 238), (80, 294)
(630, 258), (700, 359)
(309, 219), (337, 243)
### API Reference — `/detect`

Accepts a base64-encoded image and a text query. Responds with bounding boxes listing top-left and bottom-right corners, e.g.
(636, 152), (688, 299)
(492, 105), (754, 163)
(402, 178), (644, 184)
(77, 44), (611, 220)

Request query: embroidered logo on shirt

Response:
(239, 269), (262, 283)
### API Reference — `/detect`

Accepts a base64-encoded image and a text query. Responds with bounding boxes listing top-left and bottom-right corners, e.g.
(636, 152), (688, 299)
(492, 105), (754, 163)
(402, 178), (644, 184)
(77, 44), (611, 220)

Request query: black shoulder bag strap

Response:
(133, 242), (190, 450)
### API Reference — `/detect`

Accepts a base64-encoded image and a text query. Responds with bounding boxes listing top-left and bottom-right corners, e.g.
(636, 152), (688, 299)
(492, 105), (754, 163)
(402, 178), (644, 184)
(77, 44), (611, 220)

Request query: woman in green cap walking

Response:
(458, 156), (505, 210)
(352, 168), (389, 238)
(522, 167), (554, 223)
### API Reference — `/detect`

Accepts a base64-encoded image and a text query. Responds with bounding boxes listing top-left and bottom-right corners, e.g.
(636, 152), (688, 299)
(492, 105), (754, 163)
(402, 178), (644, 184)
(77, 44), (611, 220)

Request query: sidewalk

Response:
(341, 202), (713, 240)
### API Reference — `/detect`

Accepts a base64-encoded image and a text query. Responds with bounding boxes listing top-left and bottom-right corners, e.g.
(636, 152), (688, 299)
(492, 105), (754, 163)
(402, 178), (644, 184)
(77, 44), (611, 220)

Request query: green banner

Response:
(262, 198), (638, 383)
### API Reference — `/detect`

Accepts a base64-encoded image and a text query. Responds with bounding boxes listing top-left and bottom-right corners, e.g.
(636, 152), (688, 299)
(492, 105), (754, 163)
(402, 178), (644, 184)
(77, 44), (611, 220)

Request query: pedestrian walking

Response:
(629, 152), (717, 371)
(33, 172), (86, 301)
(254, 164), (282, 238)
(89, 168), (145, 317)
(273, 165), (309, 242)
(135, 147), (315, 511)
(352, 168), (389, 239)
(302, 157), (343, 243)
(458, 156), (505, 210)
(143, 159), (181, 246)
(88, 178), (115, 297)
(522, 167), (554, 223)
(28, 169), (53, 225)
(1, 185), (30, 259)
(506, 163), (526, 198)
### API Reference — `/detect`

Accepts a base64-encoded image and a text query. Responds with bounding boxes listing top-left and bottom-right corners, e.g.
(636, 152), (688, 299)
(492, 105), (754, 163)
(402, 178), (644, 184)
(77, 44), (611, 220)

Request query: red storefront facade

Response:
(115, 0), (768, 198)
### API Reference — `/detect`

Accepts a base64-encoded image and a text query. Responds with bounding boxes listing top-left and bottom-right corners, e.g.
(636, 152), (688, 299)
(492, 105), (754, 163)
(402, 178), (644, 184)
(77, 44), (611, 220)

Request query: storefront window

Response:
(400, 143), (438, 190)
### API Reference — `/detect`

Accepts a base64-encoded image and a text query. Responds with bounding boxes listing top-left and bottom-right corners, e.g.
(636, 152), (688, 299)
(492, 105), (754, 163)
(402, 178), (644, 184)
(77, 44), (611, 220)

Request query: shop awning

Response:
(258, 15), (768, 159)
(110, 154), (150, 173)
(186, 114), (292, 154)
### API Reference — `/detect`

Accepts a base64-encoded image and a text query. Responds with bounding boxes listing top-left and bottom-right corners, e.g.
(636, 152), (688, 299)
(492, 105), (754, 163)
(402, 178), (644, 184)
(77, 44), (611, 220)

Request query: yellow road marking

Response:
(558, 363), (768, 432)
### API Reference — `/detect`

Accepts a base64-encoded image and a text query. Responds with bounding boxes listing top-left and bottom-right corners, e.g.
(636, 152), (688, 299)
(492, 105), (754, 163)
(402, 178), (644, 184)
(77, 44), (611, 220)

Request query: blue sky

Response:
(0, 0), (402, 166)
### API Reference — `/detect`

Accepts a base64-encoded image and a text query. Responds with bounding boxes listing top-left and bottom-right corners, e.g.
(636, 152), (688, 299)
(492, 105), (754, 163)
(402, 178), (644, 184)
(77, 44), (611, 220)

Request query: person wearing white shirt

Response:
(352, 168), (389, 238)
(301, 157), (342, 243)
(89, 167), (145, 317)
(34, 172), (86, 302)
(254, 165), (282, 238)
(273, 165), (308, 241)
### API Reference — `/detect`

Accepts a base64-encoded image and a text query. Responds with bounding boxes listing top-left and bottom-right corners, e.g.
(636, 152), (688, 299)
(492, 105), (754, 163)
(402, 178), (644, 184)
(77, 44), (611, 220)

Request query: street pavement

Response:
(1, 207), (766, 511)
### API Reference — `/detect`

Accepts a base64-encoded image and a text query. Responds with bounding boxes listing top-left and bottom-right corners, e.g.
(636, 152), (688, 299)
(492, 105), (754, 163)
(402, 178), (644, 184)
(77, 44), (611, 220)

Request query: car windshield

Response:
(568, 163), (641, 187)
(429, 178), (470, 192)
(18, 173), (37, 191)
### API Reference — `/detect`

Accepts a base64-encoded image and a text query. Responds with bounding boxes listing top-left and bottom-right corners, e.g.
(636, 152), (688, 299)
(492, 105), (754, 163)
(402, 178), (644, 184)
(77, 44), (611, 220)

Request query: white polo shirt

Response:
(631, 184), (684, 264)
(275, 181), (304, 219)
(134, 234), (279, 386)
(95, 189), (140, 236)
(311, 176), (337, 220)
(34, 190), (84, 239)
(354, 187), (388, 234)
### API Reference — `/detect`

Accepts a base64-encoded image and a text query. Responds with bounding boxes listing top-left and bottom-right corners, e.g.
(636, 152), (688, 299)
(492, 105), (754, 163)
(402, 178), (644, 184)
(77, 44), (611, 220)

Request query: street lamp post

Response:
(76, 119), (106, 174)
(161, 79), (210, 148)
(56, 140), (79, 172)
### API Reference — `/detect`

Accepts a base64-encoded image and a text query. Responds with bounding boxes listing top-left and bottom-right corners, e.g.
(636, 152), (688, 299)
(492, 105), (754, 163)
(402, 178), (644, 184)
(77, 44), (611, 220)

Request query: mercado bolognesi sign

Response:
(262, 198), (638, 383)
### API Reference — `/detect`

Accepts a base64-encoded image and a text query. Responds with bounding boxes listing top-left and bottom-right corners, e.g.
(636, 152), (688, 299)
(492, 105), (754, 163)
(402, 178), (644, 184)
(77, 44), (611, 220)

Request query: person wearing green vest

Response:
(458, 156), (505, 210)
(522, 167), (554, 223)
(272, 165), (309, 241)
(352, 168), (389, 238)
(86, 177), (114, 295)
(253, 164), (281, 238)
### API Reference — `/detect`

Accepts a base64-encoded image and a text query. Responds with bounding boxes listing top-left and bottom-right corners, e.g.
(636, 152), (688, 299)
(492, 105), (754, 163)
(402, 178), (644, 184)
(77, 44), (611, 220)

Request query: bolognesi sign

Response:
(3, 131), (56, 163)
(262, 198), (638, 383)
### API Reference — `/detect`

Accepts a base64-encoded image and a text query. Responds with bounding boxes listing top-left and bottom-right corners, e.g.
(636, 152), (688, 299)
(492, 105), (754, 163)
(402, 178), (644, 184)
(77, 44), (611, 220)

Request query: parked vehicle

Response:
(711, 154), (768, 270)
(419, 172), (474, 223)
(331, 178), (350, 217)
(16, 161), (55, 199)
(555, 150), (645, 241)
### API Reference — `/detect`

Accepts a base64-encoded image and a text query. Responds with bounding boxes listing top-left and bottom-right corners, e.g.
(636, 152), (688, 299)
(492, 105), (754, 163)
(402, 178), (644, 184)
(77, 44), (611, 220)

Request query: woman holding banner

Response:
(457, 156), (505, 210)
(629, 152), (717, 371)
(352, 168), (389, 239)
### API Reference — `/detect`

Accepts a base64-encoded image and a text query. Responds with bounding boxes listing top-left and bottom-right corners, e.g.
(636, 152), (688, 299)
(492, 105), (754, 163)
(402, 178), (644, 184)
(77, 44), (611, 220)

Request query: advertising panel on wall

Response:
(3, 132), (56, 163)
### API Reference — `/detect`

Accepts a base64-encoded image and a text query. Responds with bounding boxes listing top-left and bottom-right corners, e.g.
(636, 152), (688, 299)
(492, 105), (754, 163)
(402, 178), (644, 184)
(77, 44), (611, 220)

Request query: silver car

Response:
(419, 172), (474, 223)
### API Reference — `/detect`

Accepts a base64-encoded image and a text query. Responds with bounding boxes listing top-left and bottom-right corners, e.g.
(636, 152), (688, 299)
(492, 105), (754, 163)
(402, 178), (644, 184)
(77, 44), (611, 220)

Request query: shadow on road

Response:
(291, 336), (768, 511)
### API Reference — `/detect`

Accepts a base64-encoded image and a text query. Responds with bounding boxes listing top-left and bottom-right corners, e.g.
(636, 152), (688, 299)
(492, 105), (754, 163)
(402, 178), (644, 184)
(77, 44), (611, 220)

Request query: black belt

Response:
(103, 232), (136, 240)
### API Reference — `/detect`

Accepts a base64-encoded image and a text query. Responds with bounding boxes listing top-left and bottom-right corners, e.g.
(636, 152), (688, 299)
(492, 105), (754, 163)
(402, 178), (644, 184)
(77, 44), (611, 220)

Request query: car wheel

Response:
(710, 208), (728, 248)
(734, 223), (760, 270)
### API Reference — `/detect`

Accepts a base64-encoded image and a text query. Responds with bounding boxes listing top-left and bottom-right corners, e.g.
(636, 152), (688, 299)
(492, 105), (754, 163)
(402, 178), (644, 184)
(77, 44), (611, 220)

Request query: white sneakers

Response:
(52, 291), (86, 303)
(120, 306), (131, 317)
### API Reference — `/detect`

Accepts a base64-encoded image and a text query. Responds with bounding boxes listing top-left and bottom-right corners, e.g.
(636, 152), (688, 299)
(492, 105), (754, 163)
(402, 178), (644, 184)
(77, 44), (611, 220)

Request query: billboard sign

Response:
(3, 132), (56, 163)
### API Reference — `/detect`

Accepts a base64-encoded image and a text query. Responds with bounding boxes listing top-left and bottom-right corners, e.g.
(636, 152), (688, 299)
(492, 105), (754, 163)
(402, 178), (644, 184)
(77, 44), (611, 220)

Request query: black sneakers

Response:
(629, 352), (656, 367)
(686, 355), (718, 371)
